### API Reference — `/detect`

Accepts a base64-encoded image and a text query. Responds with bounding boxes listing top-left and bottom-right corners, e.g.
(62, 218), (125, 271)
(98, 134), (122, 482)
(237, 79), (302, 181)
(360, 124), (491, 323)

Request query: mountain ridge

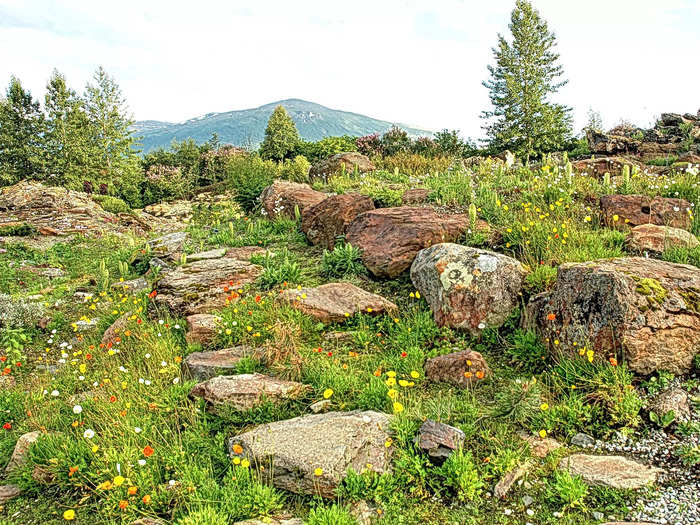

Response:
(132, 98), (432, 153)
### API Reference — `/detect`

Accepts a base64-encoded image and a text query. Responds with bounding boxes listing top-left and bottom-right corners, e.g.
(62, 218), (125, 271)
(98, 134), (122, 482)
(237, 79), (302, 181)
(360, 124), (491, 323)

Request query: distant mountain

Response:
(132, 99), (432, 153)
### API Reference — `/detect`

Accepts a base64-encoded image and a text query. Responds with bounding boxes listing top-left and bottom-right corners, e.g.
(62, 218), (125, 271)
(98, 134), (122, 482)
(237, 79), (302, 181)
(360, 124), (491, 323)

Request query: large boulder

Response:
(627, 224), (699, 253)
(599, 194), (692, 230)
(559, 454), (661, 489)
(152, 254), (261, 316)
(189, 374), (309, 411)
(147, 231), (187, 259)
(301, 193), (375, 249)
(260, 181), (326, 219)
(425, 350), (491, 387)
(308, 152), (375, 182)
(281, 283), (397, 324)
(411, 244), (525, 335)
(346, 207), (470, 278)
(524, 257), (700, 375)
(229, 410), (392, 497)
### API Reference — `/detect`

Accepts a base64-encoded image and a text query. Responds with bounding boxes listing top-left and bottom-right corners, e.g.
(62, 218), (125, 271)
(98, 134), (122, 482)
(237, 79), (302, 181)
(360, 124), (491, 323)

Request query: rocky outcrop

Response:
(184, 314), (221, 346)
(189, 374), (309, 411)
(152, 254), (261, 316)
(183, 347), (256, 380)
(281, 283), (397, 324)
(411, 244), (525, 335)
(301, 193), (375, 249)
(586, 130), (642, 156)
(308, 152), (375, 181)
(260, 181), (326, 219)
(229, 410), (392, 497)
(425, 350), (491, 387)
(147, 231), (187, 259)
(571, 157), (642, 177)
(559, 454), (661, 489)
(414, 420), (465, 463)
(627, 224), (699, 253)
(346, 207), (471, 278)
(524, 257), (700, 375)
(600, 194), (692, 230)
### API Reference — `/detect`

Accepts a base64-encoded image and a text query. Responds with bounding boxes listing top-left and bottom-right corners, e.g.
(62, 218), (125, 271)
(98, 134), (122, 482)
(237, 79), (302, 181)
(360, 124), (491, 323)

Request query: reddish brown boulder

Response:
(571, 157), (640, 177)
(424, 350), (491, 388)
(600, 194), (692, 230)
(189, 374), (309, 411)
(301, 193), (375, 249)
(524, 257), (700, 375)
(308, 152), (374, 181)
(401, 188), (430, 205)
(185, 314), (221, 346)
(281, 283), (397, 324)
(346, 207), (470, 278)
(260, 181), (326, 219)
(627, 224), (699, 253)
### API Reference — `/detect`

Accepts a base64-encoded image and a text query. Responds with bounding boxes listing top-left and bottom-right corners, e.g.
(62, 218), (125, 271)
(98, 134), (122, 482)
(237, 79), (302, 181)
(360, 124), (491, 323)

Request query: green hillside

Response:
(132, 98), (432, 153)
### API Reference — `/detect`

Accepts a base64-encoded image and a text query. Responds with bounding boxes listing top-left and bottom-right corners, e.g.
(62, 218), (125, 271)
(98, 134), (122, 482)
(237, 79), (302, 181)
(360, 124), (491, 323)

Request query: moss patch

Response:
(634, 277), (667, 305)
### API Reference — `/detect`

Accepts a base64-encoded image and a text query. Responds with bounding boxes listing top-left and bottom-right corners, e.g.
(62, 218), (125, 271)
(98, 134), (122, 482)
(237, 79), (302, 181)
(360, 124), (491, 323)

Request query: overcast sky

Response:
(1, 0), (699, 139)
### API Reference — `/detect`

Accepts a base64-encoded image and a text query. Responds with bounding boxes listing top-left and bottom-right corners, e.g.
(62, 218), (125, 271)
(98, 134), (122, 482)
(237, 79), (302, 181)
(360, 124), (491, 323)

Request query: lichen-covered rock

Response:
(308, 152), (374, 181)
(301, 193), (375, 249)
(260, 181), (326, 219)
(147, 231), (187, 258)
(189, 374), (309, 411)
(411, 243), (525, 335)
(5, 431), (41, 472)
(600, 194), (692, 230)
(183, 347), (256, 380)
(184, 314), (221, 346)
(559, 454), (661, 489)
(424, 350), (491, 387)
(346, 207), (471, 278)
(229, 410), (392, 497)
(281, 283), (397, 324)
(524, 257), (700, 375)
(186, 247), (227, 262)
(627, 224), (699, 253)
(153, 255), (261, 316)
(414, 420), (465, 463)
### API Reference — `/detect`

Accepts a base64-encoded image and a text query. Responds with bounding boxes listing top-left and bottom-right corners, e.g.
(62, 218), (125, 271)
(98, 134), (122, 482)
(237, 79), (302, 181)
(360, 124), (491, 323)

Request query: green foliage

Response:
(433, 129), (477, 157)
(259, 105), (300, 161)
(525, 264), (558, 293)
(436, 449), (484, 502)
(307, 504), (357, 525)
(546, 469), (589, 510)
(381, 126), (412, 156)
(0, 222), (37, 236)
(676, 444), (700, 466)
(503, 329), (548, 372)
(321, 243), (366, 278)
(225, 155), (278, 211)
(649, 410), (675, 428)
(91, 194), (130, 214)
(280, 154), (311, 182)
(175, 507), (228, 525)
(1, 327), (28, 364)
(482, 0), (573, 159)
(0, 76), (45, 185)
(255, 248), (303, 289)
(295, 135), (357, 162)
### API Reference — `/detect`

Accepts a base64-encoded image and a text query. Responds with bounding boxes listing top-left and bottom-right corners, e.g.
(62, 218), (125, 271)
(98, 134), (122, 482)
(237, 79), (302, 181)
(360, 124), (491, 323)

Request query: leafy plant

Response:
(649, 410), (675, 429)
(321, 243), (366, 278)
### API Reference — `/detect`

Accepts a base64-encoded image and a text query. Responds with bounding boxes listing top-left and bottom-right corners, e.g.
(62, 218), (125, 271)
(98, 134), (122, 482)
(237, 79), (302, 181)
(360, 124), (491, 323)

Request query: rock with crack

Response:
(152, 255), (261, 316)
(411, 243), (525, 335)
(301, 193), (374, 250)
(524, 257), (700, 375)
(182, 347), (256, 380)
(185, 314), (221, 346)
(189, 374), (309, 411)
(558, 454), (661, 489)
(414, 419), (465, 463)
(599, 194), (692, 230)
(260, 181), (326, 219)
(627, 224), (699, 253)
(281, 283), (397, 324)
(425, 350), (491, 388)
(229, 410), (393, 497)
(345, 207), (471, 278)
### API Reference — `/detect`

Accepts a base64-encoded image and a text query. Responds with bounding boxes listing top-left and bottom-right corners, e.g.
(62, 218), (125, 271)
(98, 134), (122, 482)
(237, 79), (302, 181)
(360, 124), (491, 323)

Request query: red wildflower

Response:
(143, 445), (154, 457)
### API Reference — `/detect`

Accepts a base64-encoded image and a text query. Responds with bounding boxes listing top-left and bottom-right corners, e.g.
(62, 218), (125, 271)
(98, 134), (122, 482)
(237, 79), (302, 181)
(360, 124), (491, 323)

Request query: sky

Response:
(1, 0), (699, 139)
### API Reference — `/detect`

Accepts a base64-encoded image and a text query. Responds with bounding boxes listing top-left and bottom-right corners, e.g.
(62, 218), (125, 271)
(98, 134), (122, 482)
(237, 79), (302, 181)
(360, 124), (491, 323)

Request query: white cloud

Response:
(1, 0), (698, 139)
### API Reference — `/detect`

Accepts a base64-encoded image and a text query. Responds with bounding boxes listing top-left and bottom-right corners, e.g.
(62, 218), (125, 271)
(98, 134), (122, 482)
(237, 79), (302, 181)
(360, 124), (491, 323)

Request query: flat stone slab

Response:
(281, 282), (397, 324)
(187, 247), (227, 262)
(182, 346), (256, 380)
(229, 410), (392, 497)
(189, 374), (309, 411)
(0, 484), (22, 504)
(185, 313), (221, 346)
(559, 454), (661, 489)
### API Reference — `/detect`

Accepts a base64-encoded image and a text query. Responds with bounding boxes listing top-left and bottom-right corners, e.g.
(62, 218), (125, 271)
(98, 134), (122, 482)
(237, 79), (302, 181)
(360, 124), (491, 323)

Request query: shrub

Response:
(176, 508), (228, 525)
(295, 136), (357, 162)
(321, 243), (366, 277)
(0, 222), (36, 236)
(437, 449), (484, 502)
(307, 504), (356, 525)
(142, 164), (194, 204)
(525, 264), (558, 293)
(0, 293), (46, 328)
(254, 248), (302, 289)
(381, 126), (411, 156)
(546, 469), (588, 510)
(91, 194), (130, 214)
(225, 155), (279, 212)
(356, 133), (382, 157)
(375, 153), (452, 178)
(280, 155), (311, 183)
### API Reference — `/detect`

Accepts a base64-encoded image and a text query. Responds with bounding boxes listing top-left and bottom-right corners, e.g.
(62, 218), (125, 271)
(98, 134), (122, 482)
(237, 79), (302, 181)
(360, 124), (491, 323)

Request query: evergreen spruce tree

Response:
(83, 66), (142, 204)
(481, 0), (572, 161)
(0, 76), (45, 185)
(259, 105), (300, 161)
(44, 69), (91, 187)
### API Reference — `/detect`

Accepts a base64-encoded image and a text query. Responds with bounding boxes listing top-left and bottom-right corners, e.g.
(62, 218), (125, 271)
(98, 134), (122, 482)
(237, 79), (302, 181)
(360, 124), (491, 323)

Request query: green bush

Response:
(225, 155), (279, 212)
(436, 449), (484, 502)
(546, 469), (588, 510)
(307, 504), (357, 525)
(321, 243), (366, 277)
(280, 155), (311, 183)
(176, 508), (228, 525)
(0, 222), (36, 236)
(254, 248), (302, 289)
(142, 164), (195, 205)
(91, 194), (130, 214)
